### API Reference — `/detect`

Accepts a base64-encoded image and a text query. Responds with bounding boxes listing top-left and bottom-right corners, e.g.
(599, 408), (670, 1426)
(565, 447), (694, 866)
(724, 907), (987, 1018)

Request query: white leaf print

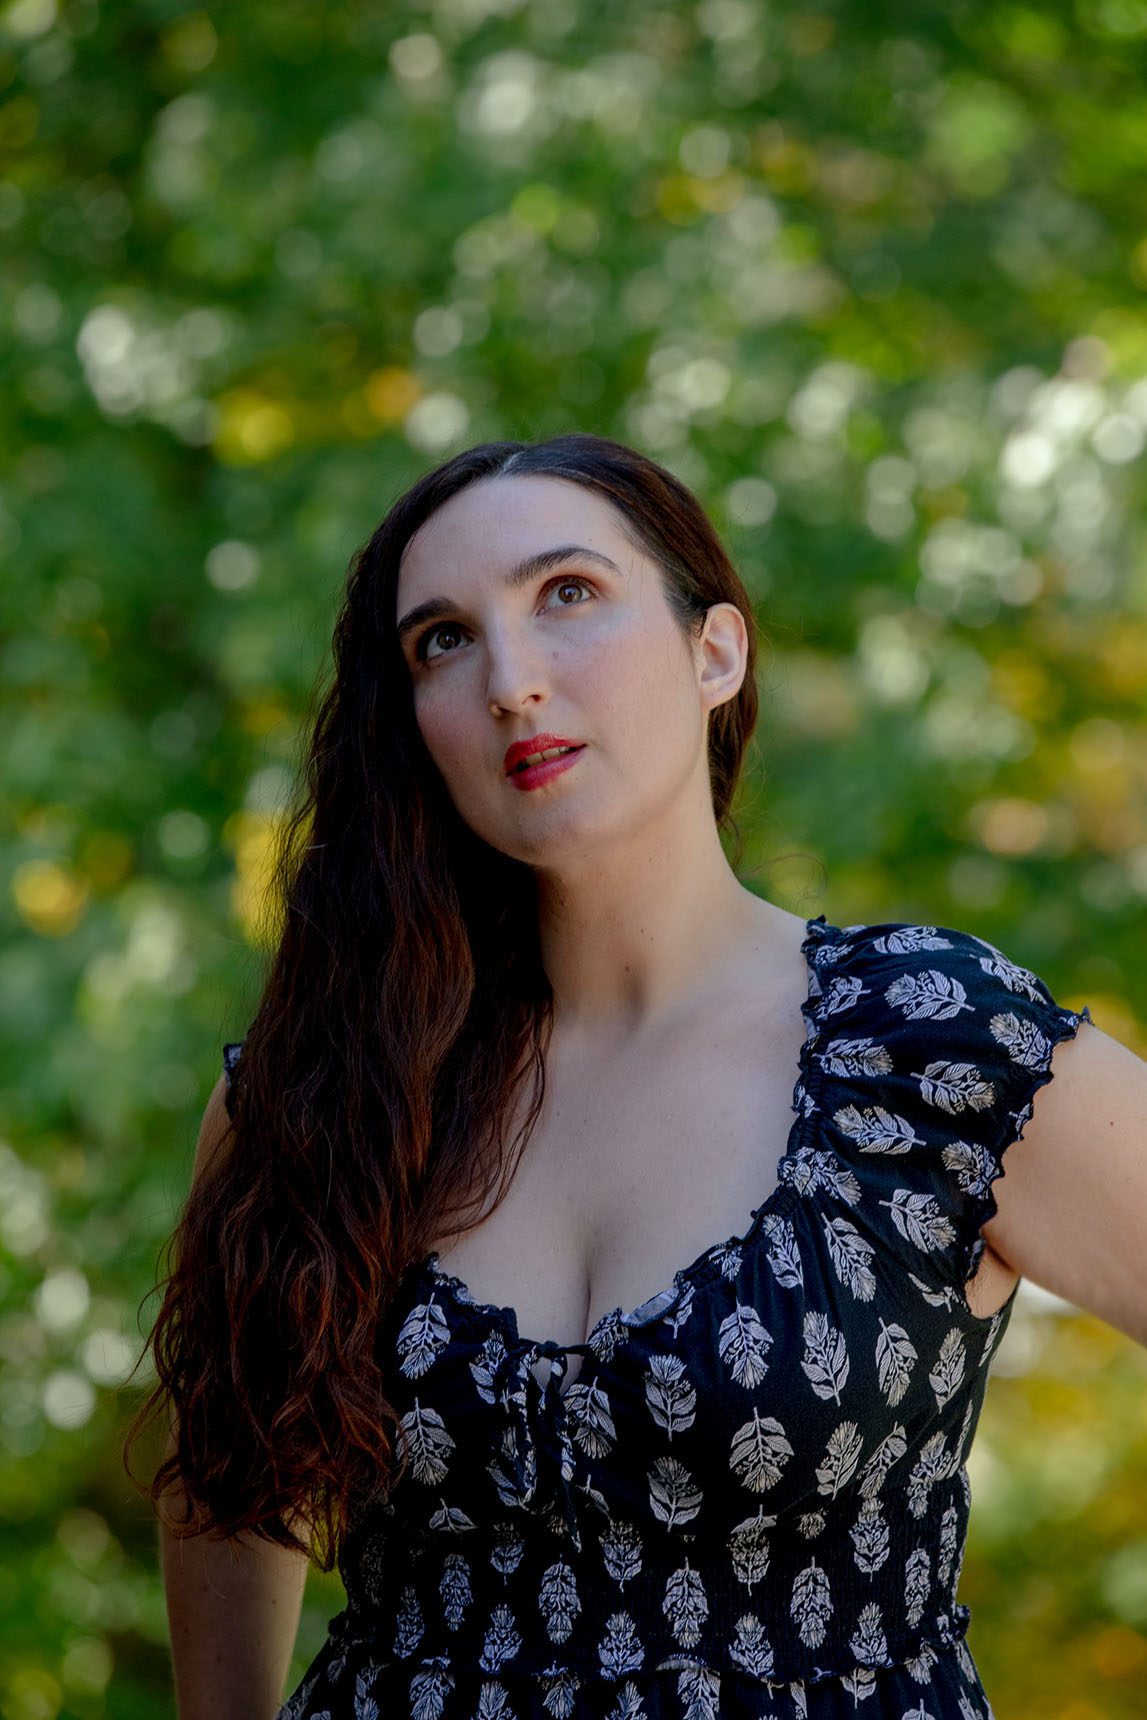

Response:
(539, 1667), (581, 1718)
(564, 1378), (617, 1458)
(912, 1057), (996, 1116)
(905, 1546), (931, 1628)
(478, 1602), (522, 1673)
(598, 1610), (645, 1677)
(729, 1410), (794, 1493)
(832, 1102), (922, 1154)
(881, 1189), (957, 1254)
(840, 1668), (877, 1702)
(977, 1306), (1006, 1368)
(759, 1212), (804, 1288)
(989, 1008), (1058, 1071)
(850, 1497), (890, 1574)
(648, 1455), (703, 1529)
(409, 1659), (454, 1720)
(819, 971), (869, 1015)
(663, 1563), (708, 1647)
(792, 1680), (809, 1719)
(396, 1299), (453, 1379)
(601, 1520), (643, 1588)
(976, 947), (1046, 1003)
(489, 1521), (527, 1577)
(875, 1319), (918, 1407)
(857, 1424), (908, 1499)
(602, 1681), (643, 1718)
(276, 1663), (325, 1720)
(588, 1308), (632, 1363)
(785, 1147), (863, 1207)
(848, 1599), (888, 1666)
(709, 1237), (746, 1282)
(815, 1420), (864, 1499)
(469, 1329), (513, 1404)
(474, 1681), (511, 1719)
(717, 1302), (774, 1388)
(885, 968), (975, 1022)
(928, 1327), (967, 1409)
(940, 1138), (997, 1198)
(797, 1511), (825, 1538)
(353, 1669), (379, 1720)
(907, 1432), (951, 1519)
(956, 1638), (979, 1683)
(391, 1583), (424, 1659)
(539, 1558), (581, 1644)
(790, 1559), (832, 1647)
(800, 1309), (850, 1405)
(901, 1699), (938, 1720)
(814, 934), (854, 964)
(728, 1612), (776, 1678)
(644, 1353), (697, 1440)
(399, 1399), (455, 1486)
(666, 1278), (696, 1338)
(937, 1503), (959, 1592)
(426, 1500), (477, 1536)
(728, 1509), (776, 1588)
(907, 1270), (962, 1311)
(823, 1216), (877, 1301)
(949, 1521), (969, 1609)
(815, 1035), (895, 1079)
(676, 1661), (721, 1719)
(951, 1398), (976, 1471)
(487, 1427), (536, 1511)
(873, 927), (955, 954)
(438, 1552), (472, 1631)
(904, 1640), (940, 1682)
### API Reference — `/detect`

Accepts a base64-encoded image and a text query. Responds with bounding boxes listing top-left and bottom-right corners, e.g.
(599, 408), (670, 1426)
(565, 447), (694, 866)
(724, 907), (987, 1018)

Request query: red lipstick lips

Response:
(503, 734), (586, 790)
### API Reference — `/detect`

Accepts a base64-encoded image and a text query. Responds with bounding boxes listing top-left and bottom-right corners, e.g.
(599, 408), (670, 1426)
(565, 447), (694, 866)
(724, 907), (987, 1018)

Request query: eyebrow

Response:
(396, 544), (624, 644)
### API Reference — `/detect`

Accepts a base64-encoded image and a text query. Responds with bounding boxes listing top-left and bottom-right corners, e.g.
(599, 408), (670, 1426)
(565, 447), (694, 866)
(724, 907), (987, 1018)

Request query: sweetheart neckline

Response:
(404, 913), (839, 1386)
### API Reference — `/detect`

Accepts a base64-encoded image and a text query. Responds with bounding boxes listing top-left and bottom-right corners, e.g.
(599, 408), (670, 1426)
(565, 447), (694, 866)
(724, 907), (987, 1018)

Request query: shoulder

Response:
(804, 915), (1095, 1296)
(811, 917), (1090, 1070)
(191, 1073), (235, 1192)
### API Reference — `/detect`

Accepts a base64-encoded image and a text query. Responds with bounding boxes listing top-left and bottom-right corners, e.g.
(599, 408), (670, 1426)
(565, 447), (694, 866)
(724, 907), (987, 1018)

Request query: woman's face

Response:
(395, 473), (718, 867)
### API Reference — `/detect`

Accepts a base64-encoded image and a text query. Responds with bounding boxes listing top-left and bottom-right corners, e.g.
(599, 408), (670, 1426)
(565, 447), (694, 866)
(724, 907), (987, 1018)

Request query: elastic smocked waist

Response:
(337, 1478), (974, 1688)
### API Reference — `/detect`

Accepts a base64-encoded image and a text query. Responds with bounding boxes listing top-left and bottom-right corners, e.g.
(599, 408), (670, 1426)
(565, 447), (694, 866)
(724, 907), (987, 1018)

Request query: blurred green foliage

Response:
(2, 0), (1146, 1715)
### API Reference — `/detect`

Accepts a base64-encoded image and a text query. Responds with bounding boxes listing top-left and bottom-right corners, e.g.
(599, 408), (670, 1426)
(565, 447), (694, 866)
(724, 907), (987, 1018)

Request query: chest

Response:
(427, 984), (814, 1391)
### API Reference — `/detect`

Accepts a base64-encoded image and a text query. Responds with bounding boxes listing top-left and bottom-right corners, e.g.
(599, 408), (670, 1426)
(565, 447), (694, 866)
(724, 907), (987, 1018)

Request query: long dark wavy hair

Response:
(124, 432), (764, 1572)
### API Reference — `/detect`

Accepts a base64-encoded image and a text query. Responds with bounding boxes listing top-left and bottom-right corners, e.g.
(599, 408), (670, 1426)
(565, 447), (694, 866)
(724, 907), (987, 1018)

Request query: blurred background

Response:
(3, 1), (1147, 1716)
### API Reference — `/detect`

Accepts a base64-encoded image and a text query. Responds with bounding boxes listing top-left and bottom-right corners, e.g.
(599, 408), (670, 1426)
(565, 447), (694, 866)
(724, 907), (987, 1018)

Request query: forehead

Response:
(398, 473), (639, 589)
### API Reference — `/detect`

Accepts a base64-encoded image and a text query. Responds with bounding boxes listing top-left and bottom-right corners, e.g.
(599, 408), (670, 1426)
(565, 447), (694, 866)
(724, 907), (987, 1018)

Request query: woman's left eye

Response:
(547, 575), (594, 606)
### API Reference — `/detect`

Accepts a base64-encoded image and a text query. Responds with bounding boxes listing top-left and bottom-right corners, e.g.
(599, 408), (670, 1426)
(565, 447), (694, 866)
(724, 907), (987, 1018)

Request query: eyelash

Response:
(412, 575), (596, 664)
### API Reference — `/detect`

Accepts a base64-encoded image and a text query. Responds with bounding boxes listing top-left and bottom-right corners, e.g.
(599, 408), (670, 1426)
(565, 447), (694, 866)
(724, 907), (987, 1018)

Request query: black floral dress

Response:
(222, 915), (1093, 1719)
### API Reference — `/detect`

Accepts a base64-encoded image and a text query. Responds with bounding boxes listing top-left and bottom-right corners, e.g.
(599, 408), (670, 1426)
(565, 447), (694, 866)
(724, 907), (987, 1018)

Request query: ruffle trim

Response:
(957, 1001), (1094, 1296)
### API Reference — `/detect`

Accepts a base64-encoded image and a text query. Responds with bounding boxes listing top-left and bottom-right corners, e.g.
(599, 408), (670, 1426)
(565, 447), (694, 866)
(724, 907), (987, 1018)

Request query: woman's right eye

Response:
(418, 623), (465, 664)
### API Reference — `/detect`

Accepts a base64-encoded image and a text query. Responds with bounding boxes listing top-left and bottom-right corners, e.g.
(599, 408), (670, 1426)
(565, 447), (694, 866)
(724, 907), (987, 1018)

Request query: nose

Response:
(484, 625), (550, 717)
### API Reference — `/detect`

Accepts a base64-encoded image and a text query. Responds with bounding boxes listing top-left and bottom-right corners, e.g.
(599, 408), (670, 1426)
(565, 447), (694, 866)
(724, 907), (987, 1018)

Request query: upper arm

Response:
(984, 1018), (1147, 1347)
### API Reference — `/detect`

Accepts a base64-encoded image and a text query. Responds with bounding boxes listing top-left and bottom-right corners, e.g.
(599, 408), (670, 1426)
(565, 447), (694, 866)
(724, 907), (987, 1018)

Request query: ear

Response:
(696, 602), (749, 715)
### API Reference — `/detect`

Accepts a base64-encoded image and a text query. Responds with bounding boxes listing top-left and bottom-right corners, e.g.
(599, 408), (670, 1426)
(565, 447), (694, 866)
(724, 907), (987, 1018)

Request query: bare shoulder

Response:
(190, 1073), (236, 1191)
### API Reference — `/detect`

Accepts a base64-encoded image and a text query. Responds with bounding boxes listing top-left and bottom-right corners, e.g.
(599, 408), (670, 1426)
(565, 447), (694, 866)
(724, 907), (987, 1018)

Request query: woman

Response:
(127, 432), (1147, 1719)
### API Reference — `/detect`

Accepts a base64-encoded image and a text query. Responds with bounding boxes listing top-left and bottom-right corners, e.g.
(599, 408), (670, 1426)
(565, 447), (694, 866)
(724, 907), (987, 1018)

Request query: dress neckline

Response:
(404, 913), (839, 1379)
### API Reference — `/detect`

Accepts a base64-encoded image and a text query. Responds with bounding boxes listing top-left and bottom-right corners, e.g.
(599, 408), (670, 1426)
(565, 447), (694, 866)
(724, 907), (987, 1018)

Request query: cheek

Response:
(413, 686), (473, 780)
